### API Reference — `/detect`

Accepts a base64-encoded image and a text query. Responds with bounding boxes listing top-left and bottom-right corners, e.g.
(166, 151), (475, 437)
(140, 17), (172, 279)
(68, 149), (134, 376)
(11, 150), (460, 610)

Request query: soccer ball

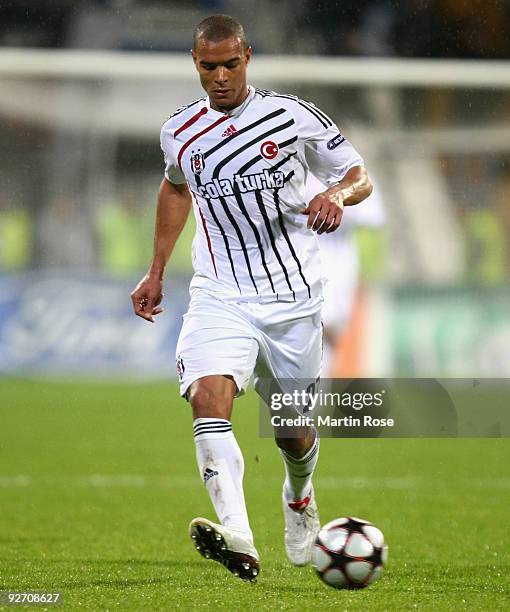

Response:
(312, 517), (388, 589)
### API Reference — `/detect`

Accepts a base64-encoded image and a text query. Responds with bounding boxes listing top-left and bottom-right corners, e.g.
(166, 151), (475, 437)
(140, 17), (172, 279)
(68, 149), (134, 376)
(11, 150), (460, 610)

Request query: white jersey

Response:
(160, 86), (363, 302)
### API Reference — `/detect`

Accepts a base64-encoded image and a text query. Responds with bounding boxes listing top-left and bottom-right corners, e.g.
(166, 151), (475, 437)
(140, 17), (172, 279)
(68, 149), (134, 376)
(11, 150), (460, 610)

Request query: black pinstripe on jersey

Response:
(231, 133), (299, 296)
(232, 190), (276, 293)
(217, 193), (259, 293)
(193, 113), (295, 295)
(225, 135), (300, 296)
(269, 150), (298, 173)
(203, 108), (286, 161)
(275, 95), (332, 129)
(205, 198), (242, 292)
(255, 89), (333, 129)
(254, 190), (295, 300)
(210, 119), (295, 179)
(283, 170), (295, 184)
(193, 118), (295, 294)
(195, 173), (242, 293)
(272, 181), (312, 298)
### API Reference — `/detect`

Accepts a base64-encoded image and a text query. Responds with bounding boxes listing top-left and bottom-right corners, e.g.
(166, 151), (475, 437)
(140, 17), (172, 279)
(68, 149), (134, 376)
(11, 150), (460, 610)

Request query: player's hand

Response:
(130, 275), (164, 323)
(301, 192), (344, 234)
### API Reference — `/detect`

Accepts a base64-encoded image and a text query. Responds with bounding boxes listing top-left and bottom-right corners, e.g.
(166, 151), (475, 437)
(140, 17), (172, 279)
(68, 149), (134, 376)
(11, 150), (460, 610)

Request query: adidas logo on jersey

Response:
(203, 467), (219, 483)
(197, 170), (285, 200)
(221, 124), (237, 138)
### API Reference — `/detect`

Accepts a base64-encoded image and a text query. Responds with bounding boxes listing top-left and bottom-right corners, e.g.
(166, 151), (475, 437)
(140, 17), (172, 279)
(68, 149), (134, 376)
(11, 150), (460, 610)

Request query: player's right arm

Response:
(130, 178), (191, 323)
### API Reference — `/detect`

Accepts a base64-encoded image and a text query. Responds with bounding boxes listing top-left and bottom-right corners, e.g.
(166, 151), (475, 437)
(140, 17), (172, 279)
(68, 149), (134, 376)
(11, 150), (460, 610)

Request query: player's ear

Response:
(191, 49), (198, 67)
(244, 46), (252, 64)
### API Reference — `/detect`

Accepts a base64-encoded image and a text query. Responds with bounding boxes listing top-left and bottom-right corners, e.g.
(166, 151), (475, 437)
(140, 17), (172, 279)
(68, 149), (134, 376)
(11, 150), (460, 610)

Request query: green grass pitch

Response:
(1, 379), (509, 611)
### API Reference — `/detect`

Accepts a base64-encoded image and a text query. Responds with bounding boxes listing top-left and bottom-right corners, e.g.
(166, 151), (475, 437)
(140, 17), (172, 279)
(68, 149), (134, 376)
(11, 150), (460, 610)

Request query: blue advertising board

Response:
(0, 272), (191, 378)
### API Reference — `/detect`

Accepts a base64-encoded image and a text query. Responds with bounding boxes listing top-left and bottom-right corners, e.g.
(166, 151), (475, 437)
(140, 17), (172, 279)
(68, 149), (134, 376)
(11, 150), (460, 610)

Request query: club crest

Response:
(176, 356), (185, 380)
(191, 151), (205, 174)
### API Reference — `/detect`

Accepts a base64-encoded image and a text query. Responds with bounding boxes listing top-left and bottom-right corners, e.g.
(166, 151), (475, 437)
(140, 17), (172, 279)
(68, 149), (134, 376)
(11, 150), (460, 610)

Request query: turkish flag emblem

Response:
(260, 141), (279, 159)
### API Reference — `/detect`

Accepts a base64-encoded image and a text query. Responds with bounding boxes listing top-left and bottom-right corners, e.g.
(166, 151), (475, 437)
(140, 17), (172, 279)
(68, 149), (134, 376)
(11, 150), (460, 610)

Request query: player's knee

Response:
(188, 377), (235, 420)
(275, 431), (314, 458)
(189, 386), (223, 415)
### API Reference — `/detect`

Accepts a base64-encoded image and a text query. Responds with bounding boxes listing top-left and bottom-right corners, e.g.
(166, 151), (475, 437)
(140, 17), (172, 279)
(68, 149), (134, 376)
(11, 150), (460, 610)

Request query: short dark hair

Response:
(193, 14), (248, 51)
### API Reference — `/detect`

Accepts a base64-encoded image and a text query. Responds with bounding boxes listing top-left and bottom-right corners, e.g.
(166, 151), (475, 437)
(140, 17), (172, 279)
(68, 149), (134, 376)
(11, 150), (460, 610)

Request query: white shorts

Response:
(176, 289), (323, 399)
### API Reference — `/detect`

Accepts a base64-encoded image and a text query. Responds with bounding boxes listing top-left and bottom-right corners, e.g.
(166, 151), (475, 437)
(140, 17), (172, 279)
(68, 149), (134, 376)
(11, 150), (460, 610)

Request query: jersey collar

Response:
(206, 85), (255, 118)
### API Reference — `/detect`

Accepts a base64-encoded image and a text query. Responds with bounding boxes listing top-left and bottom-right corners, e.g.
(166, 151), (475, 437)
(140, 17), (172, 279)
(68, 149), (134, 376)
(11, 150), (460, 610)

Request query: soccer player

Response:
(131, 15), (372, 581)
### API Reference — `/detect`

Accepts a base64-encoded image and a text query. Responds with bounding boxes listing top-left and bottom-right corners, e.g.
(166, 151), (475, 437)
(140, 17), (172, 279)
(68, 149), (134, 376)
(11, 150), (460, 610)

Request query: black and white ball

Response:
(312, 517), (388, 589)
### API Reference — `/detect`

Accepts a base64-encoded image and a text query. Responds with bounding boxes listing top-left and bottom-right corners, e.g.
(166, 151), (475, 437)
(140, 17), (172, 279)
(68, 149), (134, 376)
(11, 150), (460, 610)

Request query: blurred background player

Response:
(305, 173), (385, 376)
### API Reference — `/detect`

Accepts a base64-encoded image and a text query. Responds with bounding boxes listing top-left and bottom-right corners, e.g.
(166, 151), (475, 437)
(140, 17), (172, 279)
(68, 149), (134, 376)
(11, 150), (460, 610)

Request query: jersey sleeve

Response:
(294, 100), (364, 186)
(160, 121), (187, 184)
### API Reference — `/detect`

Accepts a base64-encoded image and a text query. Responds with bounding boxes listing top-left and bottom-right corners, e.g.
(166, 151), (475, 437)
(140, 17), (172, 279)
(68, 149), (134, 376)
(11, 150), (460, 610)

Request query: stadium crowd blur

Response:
(1, 0), (510, 58)
(0, 0), (509, 283)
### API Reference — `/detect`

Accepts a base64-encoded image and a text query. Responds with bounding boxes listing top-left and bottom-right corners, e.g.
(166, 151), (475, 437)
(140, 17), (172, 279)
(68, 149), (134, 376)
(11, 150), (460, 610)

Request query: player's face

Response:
(192, 36), (251, 112)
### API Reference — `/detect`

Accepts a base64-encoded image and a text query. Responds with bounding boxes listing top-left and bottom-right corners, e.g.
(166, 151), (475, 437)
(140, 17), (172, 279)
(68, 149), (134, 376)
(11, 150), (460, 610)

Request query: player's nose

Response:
(215, 66), (228, 83)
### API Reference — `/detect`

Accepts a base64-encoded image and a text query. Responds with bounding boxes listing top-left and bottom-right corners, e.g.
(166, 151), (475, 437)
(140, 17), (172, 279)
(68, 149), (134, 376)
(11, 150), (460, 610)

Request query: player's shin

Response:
(279, 433), (320, 507)
(193, 418), (253, 540)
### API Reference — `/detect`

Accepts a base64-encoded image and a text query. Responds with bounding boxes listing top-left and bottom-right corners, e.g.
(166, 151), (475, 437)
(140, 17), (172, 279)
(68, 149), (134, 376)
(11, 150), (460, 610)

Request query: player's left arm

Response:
(301, 165), (372, 234)
(293, 98), (372, 235)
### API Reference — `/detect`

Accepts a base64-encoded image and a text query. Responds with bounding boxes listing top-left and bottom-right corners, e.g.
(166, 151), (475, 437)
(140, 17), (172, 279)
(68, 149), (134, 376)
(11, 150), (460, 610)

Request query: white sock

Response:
(280, 435), (320, 505)
(193, 418), (252, 540)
